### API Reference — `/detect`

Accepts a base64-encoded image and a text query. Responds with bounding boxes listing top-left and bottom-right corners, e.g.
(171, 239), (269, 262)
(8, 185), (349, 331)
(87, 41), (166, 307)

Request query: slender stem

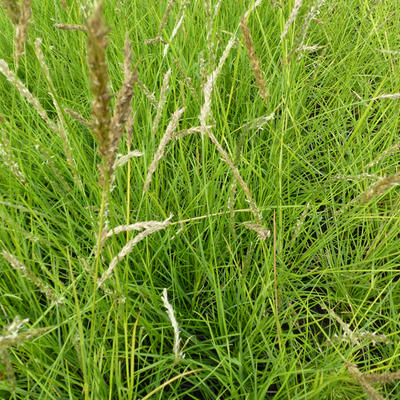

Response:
(90, 167), (110, 349)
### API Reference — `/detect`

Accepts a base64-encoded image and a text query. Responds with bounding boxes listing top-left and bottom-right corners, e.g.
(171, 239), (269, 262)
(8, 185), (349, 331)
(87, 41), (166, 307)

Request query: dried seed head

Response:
(152, 69), (172, 134)
(54, 23), (86, 31)
(87, 2), (112, 169)
(144, 107), (185, 192)
(243, 222), (270, 240)
(361, 174), (400, 203)
(280, 0), (303, 40)
(108, 34), (138, 178)
(162, 288), (184, 361)
(0, 316), (49, 351)
(346, 363), (386, 400)
(15, 0), (32, 63)
(0, 0), (20, 24)
(98, 214), (173, 288)
(0, 58), (57, 131)
(0, 139), (26, 183)
(240, 17), (268, 104)
(2, 251), (64, 305)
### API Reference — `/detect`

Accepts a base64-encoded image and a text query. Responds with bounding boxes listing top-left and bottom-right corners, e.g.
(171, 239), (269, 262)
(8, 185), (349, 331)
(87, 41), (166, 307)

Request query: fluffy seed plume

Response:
(2, 251), (64, 305)
(162, 288), (184, 361)
(15, 0), (32, 64)
(361, 174), (400, 203)
(97, 214), (173, 288)
(280, 0), (303, 40)
(87, 1), (112, 180)
(153, 69), (172, 134)
(241, 18), (268, 103)
(144, 107), (185, 192)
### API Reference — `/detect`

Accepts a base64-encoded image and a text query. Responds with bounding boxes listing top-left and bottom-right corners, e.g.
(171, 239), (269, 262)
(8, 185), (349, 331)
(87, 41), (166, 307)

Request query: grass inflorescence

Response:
(1, 0), (400, 399)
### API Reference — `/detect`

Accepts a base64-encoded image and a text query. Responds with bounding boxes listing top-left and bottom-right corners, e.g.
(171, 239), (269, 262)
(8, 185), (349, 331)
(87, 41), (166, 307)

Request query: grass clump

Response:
(1, 0), (400, 399)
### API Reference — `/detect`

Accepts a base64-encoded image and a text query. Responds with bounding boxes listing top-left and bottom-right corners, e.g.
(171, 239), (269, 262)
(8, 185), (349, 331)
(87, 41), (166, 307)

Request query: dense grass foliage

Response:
(1, 0), (400, 398)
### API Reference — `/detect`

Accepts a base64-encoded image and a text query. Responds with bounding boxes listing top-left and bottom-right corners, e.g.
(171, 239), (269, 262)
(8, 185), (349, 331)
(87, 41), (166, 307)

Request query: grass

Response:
(1, 0), (400, 398)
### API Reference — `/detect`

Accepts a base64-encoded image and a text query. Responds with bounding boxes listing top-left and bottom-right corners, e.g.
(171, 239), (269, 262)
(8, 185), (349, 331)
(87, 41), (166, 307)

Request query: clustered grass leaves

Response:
(1, 0), (400, 399)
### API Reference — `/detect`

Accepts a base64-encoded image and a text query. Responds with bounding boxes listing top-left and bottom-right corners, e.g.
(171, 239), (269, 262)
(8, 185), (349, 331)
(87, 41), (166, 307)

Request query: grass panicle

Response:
(144, 107), (185, 192)
(346, 363), (386, 400)
(0, 316), (49, 351)
(65, 108), (92, 127)
(54, 23), (86, 31)
(146, 0), (177, 44)
(243, 0), (263, 20)
(199, 36), (236, 137)
(163, 5), (186, 58)
(1, 1), (400, 398)
(162, 288), (184, 362)
(241, 17), (269, 103)
(284, 0), (325, 62)
(98, 214), (173, 288)
(138, 79), (158, 108)
(34, 38), (81, 188)
(294, 0), (325, 60)
(87, 1), (112, 183)
(108, 34), (138, 180)
(152, 68), (172, 134)
(14, 0), (31, 64)
(367, 141), (400, 168)
(243, 221), (270, 240)
(114, 150), (143, 169)
(199, 35), (264, 225)
(0, 132), (26, 183)
(361, 174), (400, 203)
(358, 370), (400, 384)
(280, 0), (303, 40)
(174, 58), (199, 101)
(2, 250), (64, 305)
(0, 0), (20, 24)
(0, 59), (57, 131)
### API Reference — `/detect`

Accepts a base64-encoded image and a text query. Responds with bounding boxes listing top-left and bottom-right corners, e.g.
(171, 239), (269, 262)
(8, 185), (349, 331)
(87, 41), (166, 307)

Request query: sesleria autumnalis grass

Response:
(1, 0), (400, 399)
